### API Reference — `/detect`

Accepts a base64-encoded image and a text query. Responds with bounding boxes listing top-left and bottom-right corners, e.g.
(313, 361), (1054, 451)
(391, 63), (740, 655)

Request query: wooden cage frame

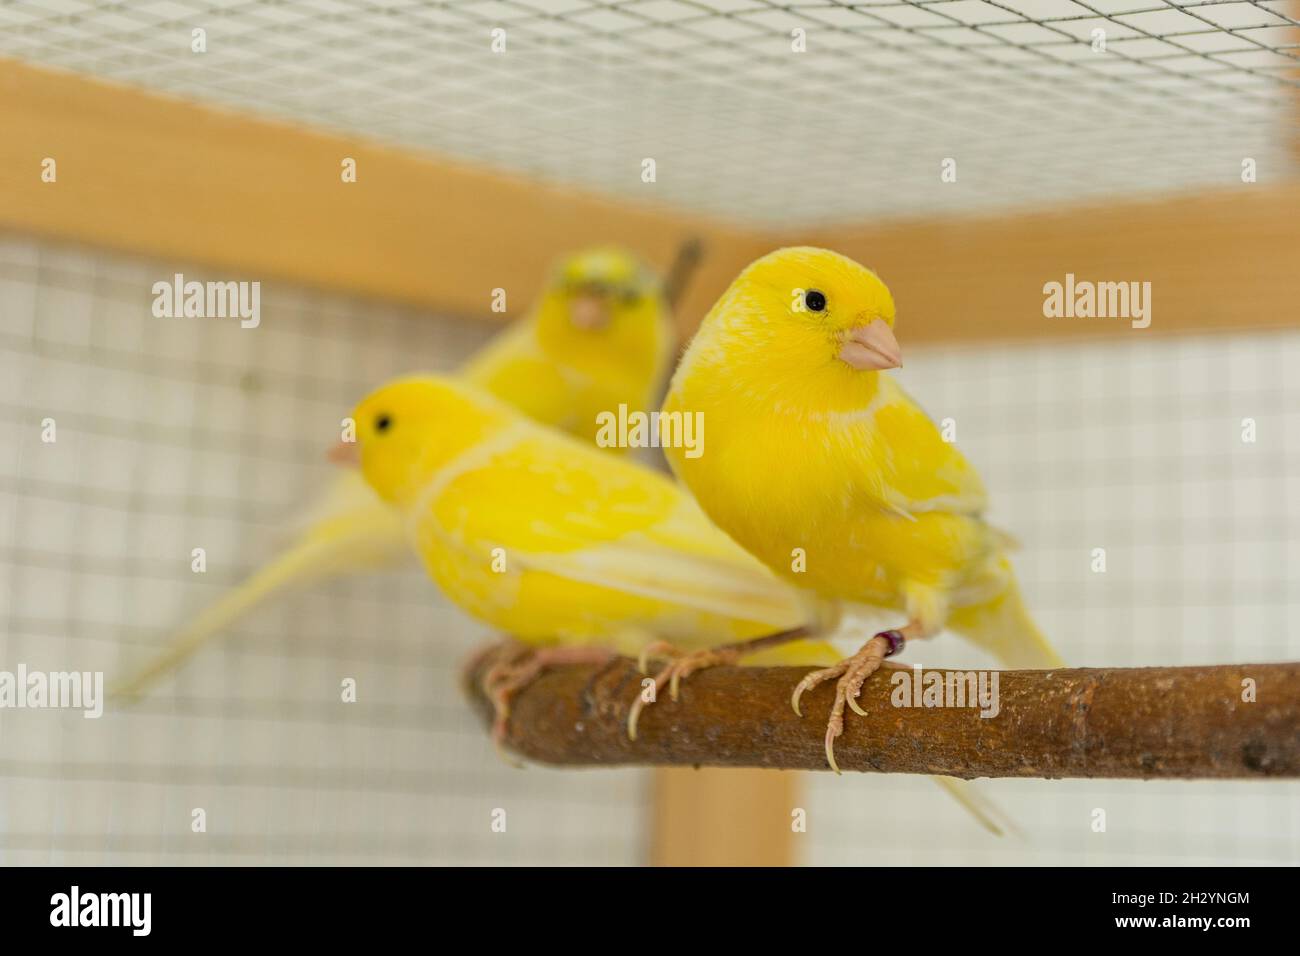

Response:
(3, 58), (1298, 866)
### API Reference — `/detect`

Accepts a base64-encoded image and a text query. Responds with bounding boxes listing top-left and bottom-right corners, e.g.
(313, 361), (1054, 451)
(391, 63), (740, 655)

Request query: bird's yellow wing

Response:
(857, 376), (989, 520)
(857, 382), (1062, 666)
(412, 429), (822, 648)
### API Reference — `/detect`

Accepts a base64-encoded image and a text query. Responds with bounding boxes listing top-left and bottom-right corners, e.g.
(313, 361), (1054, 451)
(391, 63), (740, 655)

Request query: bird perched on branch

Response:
(344, 375), (839, 746)
(661, 247), (1064, 773)
(112, 247), (679, 701)
(347, 372), (1019, 832)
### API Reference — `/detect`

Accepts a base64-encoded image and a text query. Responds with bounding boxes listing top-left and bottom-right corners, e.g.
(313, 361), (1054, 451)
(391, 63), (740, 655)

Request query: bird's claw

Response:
(627, 644), (740, 741)
(793, 634), (894, 774)
(636, 640), (679, 675)
(476, 643), (614, 764)
(824, 723), (842, 775)
(791, 660), (848, 718)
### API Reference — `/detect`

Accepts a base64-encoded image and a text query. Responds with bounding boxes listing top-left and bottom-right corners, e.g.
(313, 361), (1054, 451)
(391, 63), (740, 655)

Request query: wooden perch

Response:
(465, 650), (1300, 779)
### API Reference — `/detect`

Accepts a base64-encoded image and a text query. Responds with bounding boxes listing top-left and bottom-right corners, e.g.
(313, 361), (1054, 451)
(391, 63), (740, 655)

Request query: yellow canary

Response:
(352, 373), (1008, 832)
(662, 247), (1064, 773)
(114, 248), (677, 700)
(462, 247), (675, 444)
(348, 375), (837, 741)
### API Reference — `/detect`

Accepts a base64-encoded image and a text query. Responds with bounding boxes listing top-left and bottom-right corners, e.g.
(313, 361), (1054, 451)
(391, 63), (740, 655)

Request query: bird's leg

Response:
(462, 637), (526, 690)
(791, 623), (923, 774)
(472, 642), (616, 763)
(627, 626), (809, 741)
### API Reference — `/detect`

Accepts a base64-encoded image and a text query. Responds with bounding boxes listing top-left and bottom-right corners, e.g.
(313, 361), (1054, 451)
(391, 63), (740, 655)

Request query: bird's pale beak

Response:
(569, 293), (611, 330)
(838, 318), (902, 370)
(327, 439), (360, 467)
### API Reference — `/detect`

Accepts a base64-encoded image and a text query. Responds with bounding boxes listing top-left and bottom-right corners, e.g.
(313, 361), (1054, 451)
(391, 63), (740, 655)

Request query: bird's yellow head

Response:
(535, 247), (666, 349)
(345, 375), (510, 507)
(738, 246), (898, 366)
(672, 247), (899, 411)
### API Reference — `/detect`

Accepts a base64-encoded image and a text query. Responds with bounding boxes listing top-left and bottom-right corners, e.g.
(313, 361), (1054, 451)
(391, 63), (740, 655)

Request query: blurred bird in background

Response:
(662, 247), (1064, 775)
(462, 246), (676, 445)
(112, 245), (686, 700)
(345, 375), (839, 746)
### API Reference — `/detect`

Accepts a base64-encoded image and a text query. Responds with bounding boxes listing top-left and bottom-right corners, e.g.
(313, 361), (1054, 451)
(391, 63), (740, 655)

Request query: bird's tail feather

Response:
(111, 498), (410, 702)
(111, 538), (339, 702)
(930, 776), (1022, 839)
(935, 566), (1062, 834)
(949, 573), (1065, 670)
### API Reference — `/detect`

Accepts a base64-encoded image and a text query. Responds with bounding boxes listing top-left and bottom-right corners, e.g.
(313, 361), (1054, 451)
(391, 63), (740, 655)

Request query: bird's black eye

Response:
(374, 414), (392, 433)
(804, 289), (827, 312)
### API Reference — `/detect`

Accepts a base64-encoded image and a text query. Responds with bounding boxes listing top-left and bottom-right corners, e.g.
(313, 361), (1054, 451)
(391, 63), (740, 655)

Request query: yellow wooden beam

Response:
(805, 183), (1300, 345)
(5, 57), (1299, 347)
(650, 768), (797, 867)
(0, 58), (770, 332)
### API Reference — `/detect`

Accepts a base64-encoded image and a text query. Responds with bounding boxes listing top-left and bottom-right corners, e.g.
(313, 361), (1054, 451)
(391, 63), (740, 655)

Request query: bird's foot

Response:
(476, 643), (615, 765)
(790, 629), (906, 774)
(462, 638), (525, 689)
(626, 642), (743, 741)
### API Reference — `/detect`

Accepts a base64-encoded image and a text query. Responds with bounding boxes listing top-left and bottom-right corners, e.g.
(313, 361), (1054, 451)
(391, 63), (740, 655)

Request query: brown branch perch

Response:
(465, 651), (1300, 779)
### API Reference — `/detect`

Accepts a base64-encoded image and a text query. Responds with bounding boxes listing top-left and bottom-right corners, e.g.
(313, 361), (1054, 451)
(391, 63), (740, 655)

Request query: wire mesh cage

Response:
(1, 0), (1297, 223)
(0, 235), (649, 864)
(0, 0), (1297, 868)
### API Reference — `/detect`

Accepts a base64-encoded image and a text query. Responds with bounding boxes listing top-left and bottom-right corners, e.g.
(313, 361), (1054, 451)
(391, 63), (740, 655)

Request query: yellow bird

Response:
(347, 374), (838, 744)
(661, 247), (1064, 772)
(113, 248), (677, 700)
(462, 246), (675, 445)
(351, 372), (1011, 831)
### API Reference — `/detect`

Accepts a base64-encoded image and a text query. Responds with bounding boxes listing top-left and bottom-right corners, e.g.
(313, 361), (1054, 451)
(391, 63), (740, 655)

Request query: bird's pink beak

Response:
(328, 439), (359, 467)
(569, 293), (611, 331)
(838, 318), (902, 371)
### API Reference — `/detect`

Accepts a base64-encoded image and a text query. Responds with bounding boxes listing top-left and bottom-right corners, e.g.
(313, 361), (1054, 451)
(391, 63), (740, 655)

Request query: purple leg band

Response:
(877, 629), (905, 657)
